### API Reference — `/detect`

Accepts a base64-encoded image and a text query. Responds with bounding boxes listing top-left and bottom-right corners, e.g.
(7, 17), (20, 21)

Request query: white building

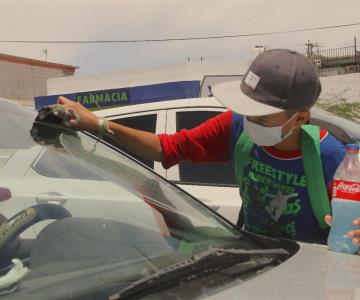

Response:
(45, 61), (250, 97)
(41, 57), (360, 110)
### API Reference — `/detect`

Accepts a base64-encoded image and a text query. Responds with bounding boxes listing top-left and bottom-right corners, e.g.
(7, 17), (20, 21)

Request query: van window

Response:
(104, 114), (157, 169)
(176, 111), (236, 186)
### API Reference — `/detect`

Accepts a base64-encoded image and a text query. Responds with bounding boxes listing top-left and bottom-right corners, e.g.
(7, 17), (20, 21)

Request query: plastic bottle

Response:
(327, 143), (360, 254)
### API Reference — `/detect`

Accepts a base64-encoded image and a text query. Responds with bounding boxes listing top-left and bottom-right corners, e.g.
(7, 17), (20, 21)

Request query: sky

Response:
(0, 0), (359, 75)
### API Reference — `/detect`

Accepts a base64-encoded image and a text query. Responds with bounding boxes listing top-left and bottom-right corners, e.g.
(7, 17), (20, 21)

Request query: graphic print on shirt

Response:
(240, 156), (305, 239)
(264, 191), (299, 221)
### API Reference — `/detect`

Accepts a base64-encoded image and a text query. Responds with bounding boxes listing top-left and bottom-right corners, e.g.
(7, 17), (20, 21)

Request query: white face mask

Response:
(243, 113), (299, 146)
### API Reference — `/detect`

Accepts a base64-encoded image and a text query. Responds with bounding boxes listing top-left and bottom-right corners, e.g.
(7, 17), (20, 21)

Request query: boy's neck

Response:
(273, 127), (302, 152)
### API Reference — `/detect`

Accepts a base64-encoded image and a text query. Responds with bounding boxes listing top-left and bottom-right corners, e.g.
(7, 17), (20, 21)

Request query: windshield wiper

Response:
(109, 247), (289, 300)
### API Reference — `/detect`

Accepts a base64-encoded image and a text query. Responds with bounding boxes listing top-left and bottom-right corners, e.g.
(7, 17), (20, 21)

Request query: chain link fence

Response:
(304, 46), (360, 77)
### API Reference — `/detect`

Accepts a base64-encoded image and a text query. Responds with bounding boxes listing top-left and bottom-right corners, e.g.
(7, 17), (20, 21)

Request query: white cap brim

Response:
(212, 80), (285, 116)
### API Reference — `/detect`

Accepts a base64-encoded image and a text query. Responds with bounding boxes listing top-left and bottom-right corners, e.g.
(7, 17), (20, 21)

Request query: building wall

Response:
(46, 61), (250, 95)
(46, 62), (360, 106)
(0, 60), (67, 107)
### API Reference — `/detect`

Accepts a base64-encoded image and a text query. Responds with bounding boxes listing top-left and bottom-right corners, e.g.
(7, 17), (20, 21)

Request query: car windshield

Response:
(0, 100), (292, 299)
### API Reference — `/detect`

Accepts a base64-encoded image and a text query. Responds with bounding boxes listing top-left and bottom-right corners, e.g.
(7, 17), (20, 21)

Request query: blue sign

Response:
(34, 81), (200, 110)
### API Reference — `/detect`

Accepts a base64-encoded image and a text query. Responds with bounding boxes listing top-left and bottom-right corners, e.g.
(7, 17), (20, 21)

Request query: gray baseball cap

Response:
(212, 49), (321, 116)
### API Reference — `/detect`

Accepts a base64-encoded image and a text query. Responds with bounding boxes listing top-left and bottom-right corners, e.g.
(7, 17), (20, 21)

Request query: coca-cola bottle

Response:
(327, 143), (360, 254)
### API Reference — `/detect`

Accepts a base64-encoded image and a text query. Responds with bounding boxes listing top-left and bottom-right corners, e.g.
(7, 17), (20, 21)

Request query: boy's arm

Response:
(58, 96), (233, 168)
(58, 96), (163, 162)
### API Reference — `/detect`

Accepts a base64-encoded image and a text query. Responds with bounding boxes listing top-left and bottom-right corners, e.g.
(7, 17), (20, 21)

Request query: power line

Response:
(0, 22), (359, 44)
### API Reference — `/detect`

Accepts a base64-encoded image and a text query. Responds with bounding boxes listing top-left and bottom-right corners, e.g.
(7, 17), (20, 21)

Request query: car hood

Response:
(206, 242), (360, 300)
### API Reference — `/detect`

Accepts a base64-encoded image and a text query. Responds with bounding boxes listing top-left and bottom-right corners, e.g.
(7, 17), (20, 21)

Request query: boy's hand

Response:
(325, 215), (360, 255)
(57, 96), (99, 132)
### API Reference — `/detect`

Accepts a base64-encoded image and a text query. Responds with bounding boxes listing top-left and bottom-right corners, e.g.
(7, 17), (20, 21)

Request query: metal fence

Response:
(305, 46), (360, 77)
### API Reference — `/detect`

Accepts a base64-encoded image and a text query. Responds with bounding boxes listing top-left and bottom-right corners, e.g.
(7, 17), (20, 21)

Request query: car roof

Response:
(94, 96), (360, 142)
(311, 107), (360, 141)
(0, 97), (34, 115)
(94, 97), (225, 117)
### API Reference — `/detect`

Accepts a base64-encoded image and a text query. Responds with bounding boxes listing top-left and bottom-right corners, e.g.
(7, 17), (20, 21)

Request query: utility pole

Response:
(354, 36), (357, 50)
(42, 48), (48, 61)
(305, 40), (318, 62)
(354, 36), (358, 72)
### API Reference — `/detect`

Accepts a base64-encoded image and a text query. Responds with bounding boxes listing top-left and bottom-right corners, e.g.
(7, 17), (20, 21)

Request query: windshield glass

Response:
(0, 100), (289, 299)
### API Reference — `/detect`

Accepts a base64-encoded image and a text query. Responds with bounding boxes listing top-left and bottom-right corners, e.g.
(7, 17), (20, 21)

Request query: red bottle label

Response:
(332, 180), (360, 201)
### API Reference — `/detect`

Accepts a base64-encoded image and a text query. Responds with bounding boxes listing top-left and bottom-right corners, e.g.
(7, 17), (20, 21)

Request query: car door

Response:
(102, 110), (167, 177)
(165, 108), (242, 224)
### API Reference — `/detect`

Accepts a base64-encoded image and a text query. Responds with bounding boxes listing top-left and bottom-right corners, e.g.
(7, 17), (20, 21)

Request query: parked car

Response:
(0, 98), (359, 300)
(95, 97), (360, 223)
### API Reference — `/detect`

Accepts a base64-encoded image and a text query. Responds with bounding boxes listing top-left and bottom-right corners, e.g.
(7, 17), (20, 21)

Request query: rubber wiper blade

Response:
(109, 248), (289, 300)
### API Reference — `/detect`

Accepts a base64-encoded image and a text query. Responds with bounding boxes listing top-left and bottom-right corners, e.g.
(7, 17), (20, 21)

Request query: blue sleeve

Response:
(320, 133), (346, 187)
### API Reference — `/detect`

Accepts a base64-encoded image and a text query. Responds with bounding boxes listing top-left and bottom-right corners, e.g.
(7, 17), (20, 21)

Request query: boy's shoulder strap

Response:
(234, 131), (254, 186)
(301, 124), (330, 229)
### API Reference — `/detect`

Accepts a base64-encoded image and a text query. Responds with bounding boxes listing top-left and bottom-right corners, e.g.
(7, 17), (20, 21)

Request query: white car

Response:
(95, 97), (360, 224)
(0, 97), (359, 300)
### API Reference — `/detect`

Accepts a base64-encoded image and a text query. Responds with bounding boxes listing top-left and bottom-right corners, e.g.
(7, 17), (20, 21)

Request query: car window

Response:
(310, 117), (352, 144)
(0, 102), (35, 149)
(103, 114), (157, 169)
(310, 107), (360, 143)
(176, 111), (236, 186)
